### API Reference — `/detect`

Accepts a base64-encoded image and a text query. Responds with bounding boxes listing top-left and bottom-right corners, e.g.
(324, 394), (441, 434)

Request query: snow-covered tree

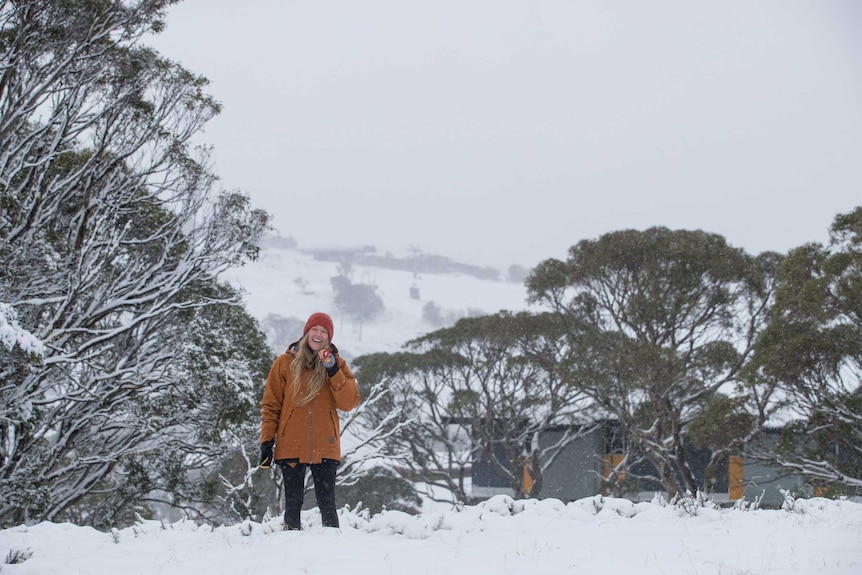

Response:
(355, 311), (592, 502)
(751, 207), (862, 491)
(0, 0), (270, 527)
(526, 228), (777, 497)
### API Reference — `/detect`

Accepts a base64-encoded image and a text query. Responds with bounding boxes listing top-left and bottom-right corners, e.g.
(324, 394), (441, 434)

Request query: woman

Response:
(258, 312), (361, 529)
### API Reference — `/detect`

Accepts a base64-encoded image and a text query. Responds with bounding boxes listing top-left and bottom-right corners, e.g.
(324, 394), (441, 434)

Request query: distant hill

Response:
(224, 238), (536, 360)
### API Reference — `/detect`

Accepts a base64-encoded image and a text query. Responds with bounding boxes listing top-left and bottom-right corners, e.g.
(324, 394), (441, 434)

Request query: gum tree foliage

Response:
(355, 311), (591, 501)
(527, 228), (777, 497)
(352, 348), (475, 504)
(751, 207), (862, 490)
(155, 281), (274, 526)
(0, 0), (271, 527)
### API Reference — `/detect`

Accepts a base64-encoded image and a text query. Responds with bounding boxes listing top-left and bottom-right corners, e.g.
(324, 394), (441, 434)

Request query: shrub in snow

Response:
(4, 547), (33, 564)
(781, 489), (798, 512)
(732, 490), (766, 511)
(650, 490), (720, 517)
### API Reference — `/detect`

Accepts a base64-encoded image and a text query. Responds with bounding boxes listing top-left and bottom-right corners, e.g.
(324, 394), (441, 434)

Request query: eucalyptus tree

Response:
(353, 349), (474, 503)
(356, 311), (591, 501)
(0, 0), (270, 527)
(751, 207), (862, 490)
(527, 228), (777, 497)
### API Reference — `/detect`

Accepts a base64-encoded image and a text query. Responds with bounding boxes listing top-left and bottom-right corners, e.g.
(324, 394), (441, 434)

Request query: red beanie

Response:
(303, 312), (334, 342)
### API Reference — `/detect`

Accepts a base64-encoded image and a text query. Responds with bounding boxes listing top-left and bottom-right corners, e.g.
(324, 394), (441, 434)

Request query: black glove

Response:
(318, 347), (339, 377)
(259, 440), (274, 469)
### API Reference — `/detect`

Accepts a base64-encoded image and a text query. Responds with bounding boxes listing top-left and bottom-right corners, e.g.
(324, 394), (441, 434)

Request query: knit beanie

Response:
(303, 312), (334, 342)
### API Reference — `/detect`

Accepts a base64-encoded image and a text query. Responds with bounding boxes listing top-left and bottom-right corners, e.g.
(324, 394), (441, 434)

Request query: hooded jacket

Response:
(259, 342), (361, 464)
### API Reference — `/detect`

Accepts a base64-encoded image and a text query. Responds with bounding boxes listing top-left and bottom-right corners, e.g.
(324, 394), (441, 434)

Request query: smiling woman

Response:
(148, 0), (862, 269)
(258, 312), (361, 530)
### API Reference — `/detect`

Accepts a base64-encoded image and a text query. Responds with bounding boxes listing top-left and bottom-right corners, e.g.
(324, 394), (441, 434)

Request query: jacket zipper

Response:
(308, 402), (314, 462)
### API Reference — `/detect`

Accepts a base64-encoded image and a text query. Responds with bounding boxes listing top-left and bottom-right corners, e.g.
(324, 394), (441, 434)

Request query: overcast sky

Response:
(148, 1), (862, 269)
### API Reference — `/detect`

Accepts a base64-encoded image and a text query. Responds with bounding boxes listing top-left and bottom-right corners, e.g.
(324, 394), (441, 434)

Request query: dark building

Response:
(471, 421), (809, 507)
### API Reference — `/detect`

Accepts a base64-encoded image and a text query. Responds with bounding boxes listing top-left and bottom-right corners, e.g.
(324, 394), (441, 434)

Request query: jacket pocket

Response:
(328, 409), (340, 438)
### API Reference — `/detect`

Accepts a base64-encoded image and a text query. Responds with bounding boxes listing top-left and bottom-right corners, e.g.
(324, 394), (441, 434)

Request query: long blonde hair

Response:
(289, 333), (329, 406)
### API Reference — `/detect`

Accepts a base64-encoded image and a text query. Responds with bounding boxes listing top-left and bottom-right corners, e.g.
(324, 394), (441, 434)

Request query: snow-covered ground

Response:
(7, 246), (860, 573)
(224, 244), (534, 358)
(2, 494), (860, 574)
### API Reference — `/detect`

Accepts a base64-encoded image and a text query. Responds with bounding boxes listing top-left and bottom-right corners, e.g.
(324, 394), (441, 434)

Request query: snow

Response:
(0, 303), (44, 356)
(6, 246), (858, 573)
(224, 244), (535, 357)
(2, 494), (860, 574)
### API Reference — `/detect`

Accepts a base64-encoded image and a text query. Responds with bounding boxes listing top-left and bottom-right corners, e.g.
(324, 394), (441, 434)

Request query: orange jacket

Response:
(259, 344), (361, 463)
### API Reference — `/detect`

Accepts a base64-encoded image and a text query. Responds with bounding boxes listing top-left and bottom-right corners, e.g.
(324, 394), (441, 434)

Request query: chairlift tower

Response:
(409, 245), (422, 279)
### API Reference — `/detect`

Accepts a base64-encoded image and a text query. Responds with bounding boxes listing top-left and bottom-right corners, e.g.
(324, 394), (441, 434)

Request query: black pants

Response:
(280, 458), (339, 529)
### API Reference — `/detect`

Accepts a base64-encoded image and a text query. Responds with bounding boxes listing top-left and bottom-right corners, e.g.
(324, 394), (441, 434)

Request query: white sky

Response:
(149, 0), (862, 268)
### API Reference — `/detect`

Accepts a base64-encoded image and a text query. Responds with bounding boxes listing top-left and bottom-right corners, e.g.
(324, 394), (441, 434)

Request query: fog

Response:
(149, 0), (862, 269)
